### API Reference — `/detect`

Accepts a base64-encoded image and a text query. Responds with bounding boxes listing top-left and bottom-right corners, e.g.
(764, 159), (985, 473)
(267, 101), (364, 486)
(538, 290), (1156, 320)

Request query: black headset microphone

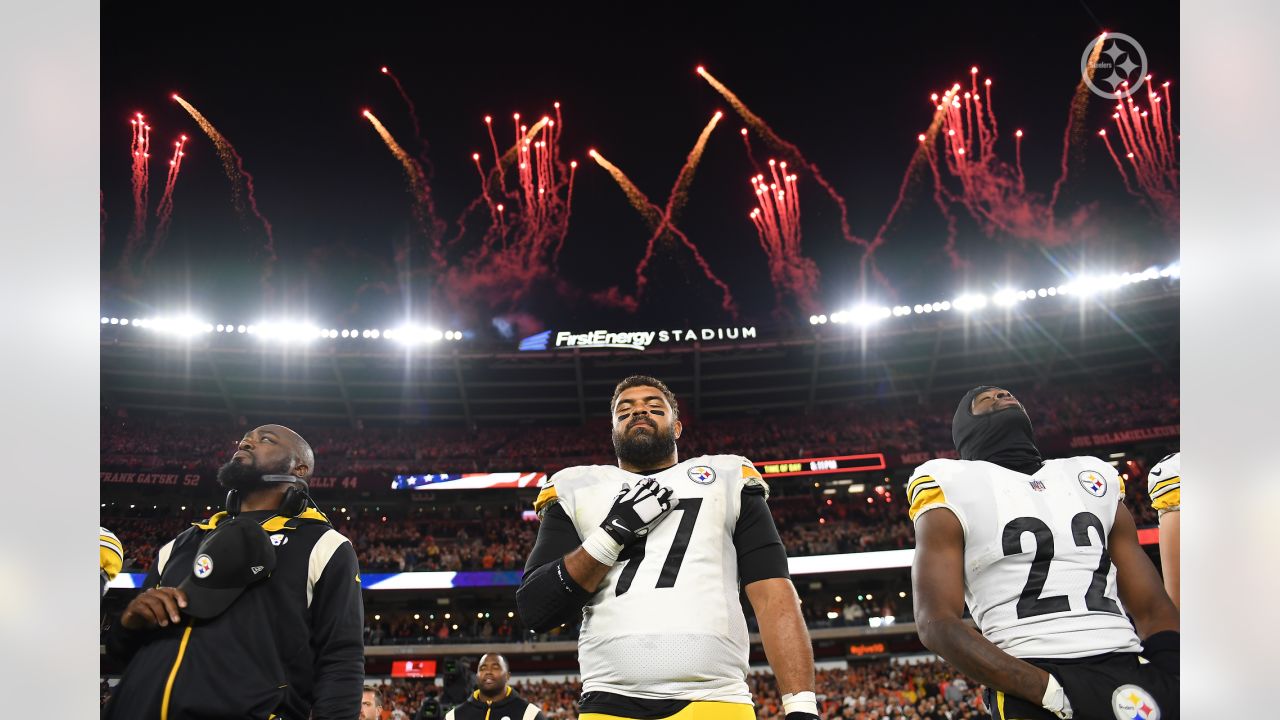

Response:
(225, 474), (313, 517)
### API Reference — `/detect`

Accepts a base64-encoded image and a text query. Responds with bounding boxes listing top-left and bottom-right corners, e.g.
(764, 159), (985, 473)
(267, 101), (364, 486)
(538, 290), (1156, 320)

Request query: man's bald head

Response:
(253, 424), (315, 479)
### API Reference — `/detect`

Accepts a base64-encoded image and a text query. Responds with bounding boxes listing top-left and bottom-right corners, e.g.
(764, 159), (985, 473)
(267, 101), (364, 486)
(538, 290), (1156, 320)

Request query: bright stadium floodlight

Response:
(100, 317), (109, 324)
(340, 329), (350, 338)
(992, 289), (1017, 306)
(119, 319), (130, 326)
(809, 315), (819, 325)
(953, 294), (988, 312)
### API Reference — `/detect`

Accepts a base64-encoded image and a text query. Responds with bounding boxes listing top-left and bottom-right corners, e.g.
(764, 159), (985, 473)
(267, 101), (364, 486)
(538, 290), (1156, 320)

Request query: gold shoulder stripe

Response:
(907, 475), (936, 499)
(1118, 474), (1126, 497)
(100, 534), (124, 555)
(1151, 487), (1180, 512)
(534, 485), (559, 513)
(741, 464), (763, 480)
(1150, 476), (1181, 496)
(909, 486), (948, 521)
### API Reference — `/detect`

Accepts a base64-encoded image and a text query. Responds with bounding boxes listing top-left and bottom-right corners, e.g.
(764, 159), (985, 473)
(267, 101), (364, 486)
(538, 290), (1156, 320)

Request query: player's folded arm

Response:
(517, 502), (592, 633)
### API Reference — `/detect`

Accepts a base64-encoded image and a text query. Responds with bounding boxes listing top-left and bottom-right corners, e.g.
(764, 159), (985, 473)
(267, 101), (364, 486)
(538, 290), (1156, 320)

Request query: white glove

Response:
(1042, 673), (1073, 719)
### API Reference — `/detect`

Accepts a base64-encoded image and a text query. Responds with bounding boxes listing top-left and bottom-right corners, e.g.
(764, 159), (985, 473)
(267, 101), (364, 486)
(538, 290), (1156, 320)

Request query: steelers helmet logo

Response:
(193, 554), (214, 579)
(1111, 684), (1160, 720)
(688, 465), (716, 485)
(1078, 470), (1108, 497)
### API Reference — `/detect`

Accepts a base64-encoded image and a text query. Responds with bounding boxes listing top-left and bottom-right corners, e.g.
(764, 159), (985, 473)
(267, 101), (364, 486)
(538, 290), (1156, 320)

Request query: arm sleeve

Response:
(735, 487), (790, 584)
(523, 502), (583, 574)
(517, 504), (592, 632)
(308, 541), (365, 720)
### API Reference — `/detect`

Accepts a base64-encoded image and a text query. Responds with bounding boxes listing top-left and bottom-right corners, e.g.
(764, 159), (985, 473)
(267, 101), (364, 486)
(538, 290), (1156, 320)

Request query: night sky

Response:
(101, 2), (1178, 338)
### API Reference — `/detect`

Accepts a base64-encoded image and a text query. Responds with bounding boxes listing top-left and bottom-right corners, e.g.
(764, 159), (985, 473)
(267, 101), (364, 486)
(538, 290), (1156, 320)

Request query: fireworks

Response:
(380, 66), (445, 240)
(917, 66), (1091, 260)
(588, 112), (742, 313)
(748, 160), (819, 313)
(173, 94), (277, 284)
(1099, 76), (1178, 224)
(127, 113), (151, 260)
(363, 109), (445, 267)
(148, 134), (188, 267)
(442, 108), (579, 311)
(697, 65), (890, 290)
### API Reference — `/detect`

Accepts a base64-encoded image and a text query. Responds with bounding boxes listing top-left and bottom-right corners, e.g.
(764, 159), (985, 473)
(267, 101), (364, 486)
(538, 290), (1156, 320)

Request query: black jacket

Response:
(103, 508), (365, 720)
(445, 688), (547, 720)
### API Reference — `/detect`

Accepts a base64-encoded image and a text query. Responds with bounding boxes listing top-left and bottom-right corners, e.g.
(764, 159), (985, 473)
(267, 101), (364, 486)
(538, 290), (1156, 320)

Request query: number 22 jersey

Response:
(908, 457), (1142, 659)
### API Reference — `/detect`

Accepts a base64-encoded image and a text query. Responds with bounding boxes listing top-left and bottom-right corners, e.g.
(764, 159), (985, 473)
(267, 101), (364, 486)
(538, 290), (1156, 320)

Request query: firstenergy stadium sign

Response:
(519, 326), (758, 352)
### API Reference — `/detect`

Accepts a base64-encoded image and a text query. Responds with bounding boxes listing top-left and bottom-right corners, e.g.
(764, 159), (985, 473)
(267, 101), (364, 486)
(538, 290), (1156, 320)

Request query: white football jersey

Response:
(1147, 452), (1180, 515)
(535, 455), (767, 703)
(908, 457), (1142, 659)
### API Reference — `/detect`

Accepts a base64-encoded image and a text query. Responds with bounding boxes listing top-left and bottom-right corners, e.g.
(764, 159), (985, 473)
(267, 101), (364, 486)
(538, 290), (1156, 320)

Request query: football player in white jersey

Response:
(516, 375), (817, 720)
(910, 386), (1179, 720)
(1146, 452), (1180, 608)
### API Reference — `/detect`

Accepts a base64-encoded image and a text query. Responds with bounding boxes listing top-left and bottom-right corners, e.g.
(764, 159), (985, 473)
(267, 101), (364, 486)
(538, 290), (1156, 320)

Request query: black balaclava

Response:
(952, 385), (1044, 475)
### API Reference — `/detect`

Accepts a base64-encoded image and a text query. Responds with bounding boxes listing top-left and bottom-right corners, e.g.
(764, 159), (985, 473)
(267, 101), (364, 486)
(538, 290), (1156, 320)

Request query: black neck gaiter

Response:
(952, 386), (1044, 475)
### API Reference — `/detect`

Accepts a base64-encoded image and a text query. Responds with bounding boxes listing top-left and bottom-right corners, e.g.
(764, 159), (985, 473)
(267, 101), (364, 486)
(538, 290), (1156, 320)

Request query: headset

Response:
(225, 474), (313, 517)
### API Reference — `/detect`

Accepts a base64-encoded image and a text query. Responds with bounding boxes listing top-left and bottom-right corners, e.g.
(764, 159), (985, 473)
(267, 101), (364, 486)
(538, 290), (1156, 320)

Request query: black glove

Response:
(599, 477), (677, 545)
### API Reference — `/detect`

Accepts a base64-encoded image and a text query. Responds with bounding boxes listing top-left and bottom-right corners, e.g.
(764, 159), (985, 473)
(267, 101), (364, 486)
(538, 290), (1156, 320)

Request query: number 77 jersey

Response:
(908, 457), (1142, 659)
(541, 455), (764, 702)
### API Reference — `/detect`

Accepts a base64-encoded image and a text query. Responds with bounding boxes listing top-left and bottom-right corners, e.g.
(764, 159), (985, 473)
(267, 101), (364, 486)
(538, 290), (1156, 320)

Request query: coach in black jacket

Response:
(445, 654), (546, 720)
(103, 424), (364, 720)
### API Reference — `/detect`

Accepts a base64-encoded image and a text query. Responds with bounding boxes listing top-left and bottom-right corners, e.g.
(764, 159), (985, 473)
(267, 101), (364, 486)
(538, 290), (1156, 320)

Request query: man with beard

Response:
(517, 376), (817, 720)
(103, 424), (364, 720)
(909, 387), (1179, 720)
(444, 654), (546, 720)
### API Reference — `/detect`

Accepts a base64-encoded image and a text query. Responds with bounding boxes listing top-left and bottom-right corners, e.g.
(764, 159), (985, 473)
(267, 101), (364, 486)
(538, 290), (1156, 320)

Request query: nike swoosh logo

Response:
(1151, 469), (1163, 477)
(610, 519), (629, 532)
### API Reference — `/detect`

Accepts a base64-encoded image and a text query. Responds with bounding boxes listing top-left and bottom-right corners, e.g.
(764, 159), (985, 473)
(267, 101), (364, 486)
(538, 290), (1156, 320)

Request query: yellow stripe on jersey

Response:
(907, 475), (937, 504)
(533, 485), (559, 513)
(996, 691), (1007, 719)
(581, 701), (756, 720)
(1151, 486), (1180, 512)
(1150, 476), (1180, 497)
(909, 485), (947, 522)
(1118, 474), (1127, 497)
(741, 464), (763, 480)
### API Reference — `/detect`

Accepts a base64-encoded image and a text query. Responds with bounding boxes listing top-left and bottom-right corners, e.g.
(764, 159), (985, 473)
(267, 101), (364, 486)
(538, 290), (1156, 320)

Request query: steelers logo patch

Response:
(193, 554), (214, 579)
(269, 533), (288, 546)
(1111, 684), (1160, 720)
(1078, 470), (1108, 497)
(688, 465), (716, 484)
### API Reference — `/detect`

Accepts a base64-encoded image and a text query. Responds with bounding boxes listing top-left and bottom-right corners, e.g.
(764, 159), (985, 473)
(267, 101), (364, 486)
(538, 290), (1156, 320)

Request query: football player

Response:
(1147, 452), (1180, 608)
(909, 386), (1179, 719)
(517, 375), (818, 720)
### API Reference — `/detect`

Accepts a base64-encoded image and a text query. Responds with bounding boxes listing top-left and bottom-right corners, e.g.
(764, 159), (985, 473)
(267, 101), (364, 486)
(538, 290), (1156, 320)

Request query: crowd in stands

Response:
(100, 375), (1178, 476)
(103, 471), (1162, 574)
(360, 660), (985, 720)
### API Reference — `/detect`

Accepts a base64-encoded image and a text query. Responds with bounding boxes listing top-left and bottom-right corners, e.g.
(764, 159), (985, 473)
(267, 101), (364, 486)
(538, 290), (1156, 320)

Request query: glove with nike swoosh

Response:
(581, 478), (677, 566)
